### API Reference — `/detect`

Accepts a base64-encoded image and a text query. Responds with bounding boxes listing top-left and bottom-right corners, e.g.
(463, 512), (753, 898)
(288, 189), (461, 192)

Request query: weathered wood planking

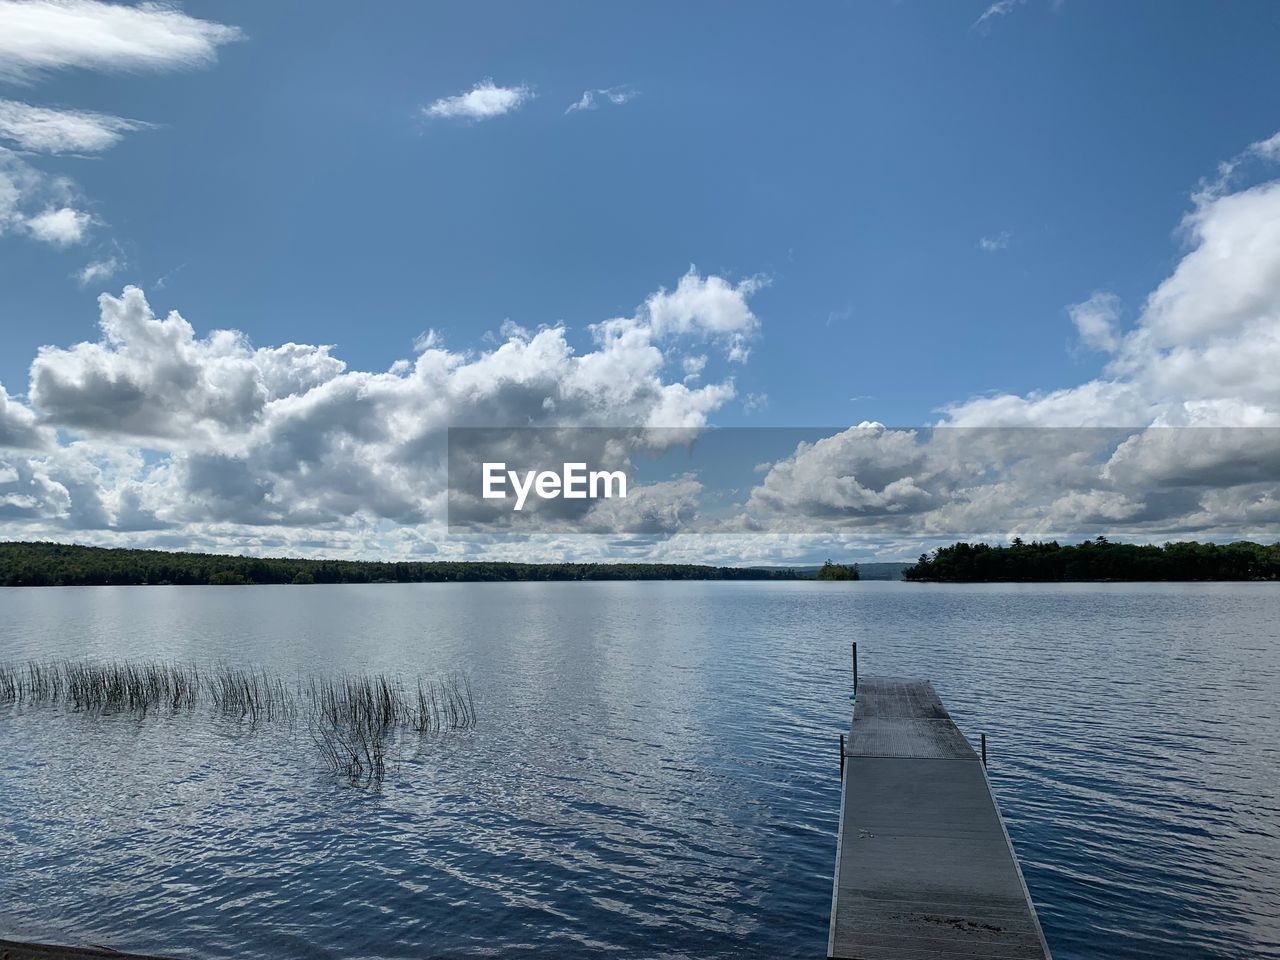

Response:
(828, 677), (1052, 960)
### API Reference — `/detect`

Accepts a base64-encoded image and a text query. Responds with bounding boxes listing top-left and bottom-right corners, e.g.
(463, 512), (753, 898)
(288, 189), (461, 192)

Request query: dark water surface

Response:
(1, 582), (1277, 959)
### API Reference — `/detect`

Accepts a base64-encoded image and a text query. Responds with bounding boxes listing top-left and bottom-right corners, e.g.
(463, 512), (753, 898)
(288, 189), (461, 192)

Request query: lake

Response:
(1, 581), (1277, 959)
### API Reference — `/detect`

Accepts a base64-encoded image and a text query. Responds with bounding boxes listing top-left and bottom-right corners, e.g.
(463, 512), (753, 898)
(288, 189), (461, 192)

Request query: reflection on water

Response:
(0, 581), (1277, 959)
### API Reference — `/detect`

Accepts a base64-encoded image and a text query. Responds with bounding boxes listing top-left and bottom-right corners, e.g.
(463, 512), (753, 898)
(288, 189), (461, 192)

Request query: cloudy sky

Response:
(2, 0), (1280, 563)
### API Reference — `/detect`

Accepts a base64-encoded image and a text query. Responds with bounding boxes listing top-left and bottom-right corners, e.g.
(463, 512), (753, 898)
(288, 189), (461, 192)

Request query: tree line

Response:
(902, 537), (1280, 582)
(0, 541), (804, 587)
(815, 559), (860, 580)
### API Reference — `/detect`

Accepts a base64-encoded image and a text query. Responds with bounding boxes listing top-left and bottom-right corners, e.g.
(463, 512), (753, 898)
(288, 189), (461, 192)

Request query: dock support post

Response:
(981, 732), (987, 767)
(852, 642), (858, 694)
(840, 734), (845, 778)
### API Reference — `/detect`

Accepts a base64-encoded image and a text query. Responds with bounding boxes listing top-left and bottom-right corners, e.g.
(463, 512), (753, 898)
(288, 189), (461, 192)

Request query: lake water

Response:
(1, 581), (1277, 959)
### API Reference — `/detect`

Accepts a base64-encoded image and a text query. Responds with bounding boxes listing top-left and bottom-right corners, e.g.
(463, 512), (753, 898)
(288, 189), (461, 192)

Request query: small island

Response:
(903, 537), (1280, 582)
(815, 559), (861, 581)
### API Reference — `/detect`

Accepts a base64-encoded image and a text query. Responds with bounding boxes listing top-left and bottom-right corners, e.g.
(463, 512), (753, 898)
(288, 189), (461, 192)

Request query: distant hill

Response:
(0, 541), (803, 587)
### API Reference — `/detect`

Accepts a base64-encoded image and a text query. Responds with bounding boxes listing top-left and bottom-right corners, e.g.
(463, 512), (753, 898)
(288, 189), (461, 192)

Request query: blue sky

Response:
(3, 1), (1280, 561)
(2, 1), (1276, 421)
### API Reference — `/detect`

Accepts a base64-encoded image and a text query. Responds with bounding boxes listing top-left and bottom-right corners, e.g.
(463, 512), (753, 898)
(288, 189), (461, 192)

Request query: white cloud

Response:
(10, 125), (1280, 560)
(746, 424), (935, 524)
(728, 131), (1280, 549)
(0, 0), (242, 83)
(5, 271), (759, 544)
(1200, 129), (1280, 198)
(75, 255), (121, 286)
(737, 422), (1280, 547)
(30, 287), (347, 443)
(0, 382), (50, 450)
(978, 230), (1011, 251)
(1, 150), (93, 244)
(0, 97), (149, 152)
(1130, 181), (1280, 352)
(1069, 292), (1122, 353)
(424, 80), (533, 121)
(974, 0), (1025, 29)
(592, 267), (764, 364)
(0, 2), (239, 261)
(1250, 131), (1280, 164)
(25, 203), (90, 245)
(565, 86), (638, 114)
(945, 142), (1280, 429)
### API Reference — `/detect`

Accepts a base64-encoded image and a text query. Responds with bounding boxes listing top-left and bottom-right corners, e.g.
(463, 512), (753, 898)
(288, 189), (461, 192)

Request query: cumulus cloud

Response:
(424, 80), (533, 121)
(747, 424), (937, 523)
(0, 382), (50, 450)
(592, 267), (764, 364)
(9, 125), (1280, 561)
(944, 142), (1280, 430)
(728, 132), (1280, 550)
(738, 423), (1280, 547)
(0, 98), (149, 153)
(30, 286), (347, 443)
(4, 271), (760, 547)
(565, 86), (637, 114)
(24, 203), (90, 244)
(0, 0), (242, 83)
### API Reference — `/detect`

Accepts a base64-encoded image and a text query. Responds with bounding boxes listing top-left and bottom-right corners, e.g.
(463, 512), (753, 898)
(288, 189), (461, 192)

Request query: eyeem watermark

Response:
(448, 427), (649, 531)
(482, 462), (627, 511)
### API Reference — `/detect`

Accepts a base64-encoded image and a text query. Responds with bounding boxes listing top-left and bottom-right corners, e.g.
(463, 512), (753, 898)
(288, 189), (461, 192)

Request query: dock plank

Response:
(829, 678), (1051, 960)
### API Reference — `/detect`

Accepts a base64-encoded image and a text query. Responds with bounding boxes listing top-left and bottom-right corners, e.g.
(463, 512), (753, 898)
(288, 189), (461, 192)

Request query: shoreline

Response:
(0, 939), (171, 960)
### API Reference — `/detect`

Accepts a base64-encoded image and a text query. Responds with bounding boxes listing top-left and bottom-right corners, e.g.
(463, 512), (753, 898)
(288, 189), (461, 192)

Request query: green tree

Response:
(816, 559), (860, 581)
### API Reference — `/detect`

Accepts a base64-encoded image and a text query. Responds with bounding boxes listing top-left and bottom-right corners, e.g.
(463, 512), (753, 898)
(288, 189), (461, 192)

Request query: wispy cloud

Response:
(978, 230), (1012, 252)
(424, 80), (533, 121)
(0, 0), (242, 83)
(0, 98), (150, 153)
(974, 0), (1026, 30)
(1198, 129), (1280, 200)
(76, 255), (121, 287)
(565, 85), (638, 114)
(0, 1), (239, 261)
(1069, 291), (1122, 353)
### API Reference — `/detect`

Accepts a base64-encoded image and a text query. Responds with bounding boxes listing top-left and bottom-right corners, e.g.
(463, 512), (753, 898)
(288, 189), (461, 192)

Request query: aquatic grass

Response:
(0, 661), (17, 703)
(59, 660), (201, 714)
(302, 672), (475, 783)
(0, 657), (475, 784)
(414, 675), (475, 733)
(206, 664), (294, 723)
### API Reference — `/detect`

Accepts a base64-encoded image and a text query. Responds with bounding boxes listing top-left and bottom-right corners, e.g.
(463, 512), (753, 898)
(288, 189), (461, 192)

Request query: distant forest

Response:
(903, 538), (1280, 582)
(0, 542), (805, 587)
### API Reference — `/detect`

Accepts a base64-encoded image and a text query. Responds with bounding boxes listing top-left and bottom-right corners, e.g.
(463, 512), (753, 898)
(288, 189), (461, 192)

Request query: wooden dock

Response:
(828, 676), (1052, 960)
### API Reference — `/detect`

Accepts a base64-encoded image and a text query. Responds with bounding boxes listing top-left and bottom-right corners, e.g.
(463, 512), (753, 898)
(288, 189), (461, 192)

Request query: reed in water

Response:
(0, 658), (476, 783)
(304, 672), (476, 782)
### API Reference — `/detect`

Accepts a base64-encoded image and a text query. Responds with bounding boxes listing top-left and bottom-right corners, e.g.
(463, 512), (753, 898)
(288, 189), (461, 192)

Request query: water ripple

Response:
(0, 581), (1277, 959)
